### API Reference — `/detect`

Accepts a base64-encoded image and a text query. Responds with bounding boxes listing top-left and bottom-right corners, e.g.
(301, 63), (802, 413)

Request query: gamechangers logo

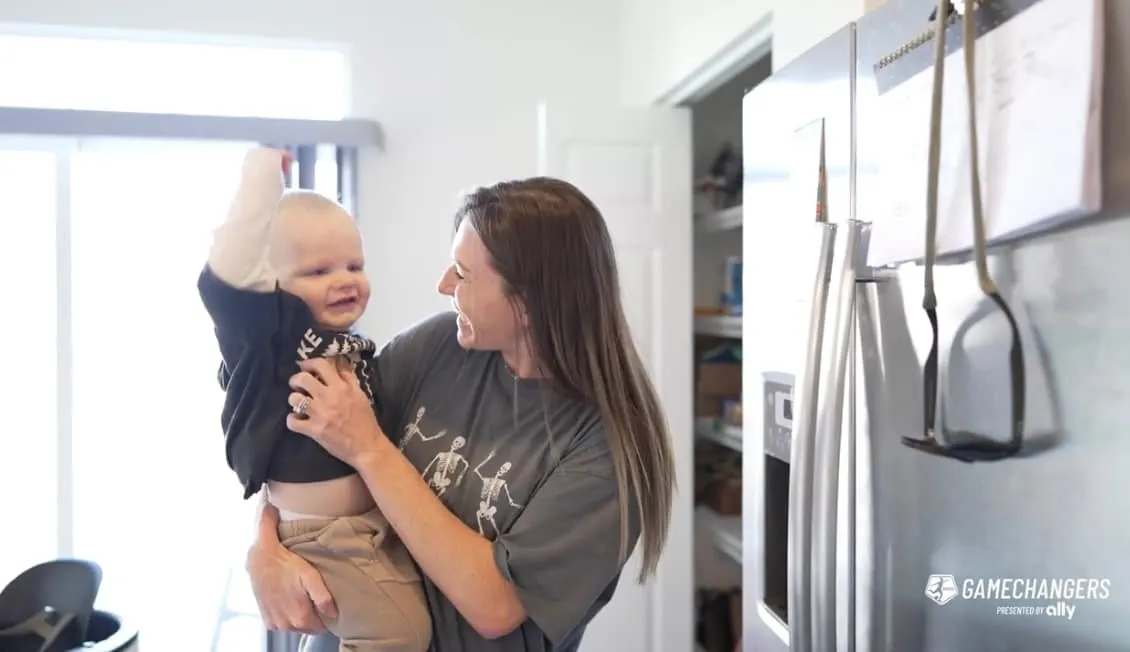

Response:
(924, 574), (1111, 619)
(925, 574), (960, 606)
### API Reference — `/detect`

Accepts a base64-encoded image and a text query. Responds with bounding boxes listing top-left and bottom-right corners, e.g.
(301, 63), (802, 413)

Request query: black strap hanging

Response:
(900, 0), (1026, 463)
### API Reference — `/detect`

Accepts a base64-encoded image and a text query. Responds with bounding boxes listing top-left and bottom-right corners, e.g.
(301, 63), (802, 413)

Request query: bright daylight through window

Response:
(0, 31), (349, 652)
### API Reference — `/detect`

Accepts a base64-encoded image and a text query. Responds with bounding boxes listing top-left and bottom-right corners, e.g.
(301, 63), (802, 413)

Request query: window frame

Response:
(0, 29), (376, 652)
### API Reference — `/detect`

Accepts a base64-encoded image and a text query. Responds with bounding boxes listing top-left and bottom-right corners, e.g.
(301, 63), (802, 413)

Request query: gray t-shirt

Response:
(303, 311), (638, 652)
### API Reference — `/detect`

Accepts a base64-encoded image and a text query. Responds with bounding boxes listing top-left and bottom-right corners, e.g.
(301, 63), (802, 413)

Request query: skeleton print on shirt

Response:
(294, 326), (378, 407)
(398, 403), (524, 538)
(398, 406), (449, 450)
(423, 436), (470, 496)
(472, 450), (523, 538)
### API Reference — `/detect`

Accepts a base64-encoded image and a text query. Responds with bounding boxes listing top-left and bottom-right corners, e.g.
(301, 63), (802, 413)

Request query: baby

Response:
(198, 148), (430, 652)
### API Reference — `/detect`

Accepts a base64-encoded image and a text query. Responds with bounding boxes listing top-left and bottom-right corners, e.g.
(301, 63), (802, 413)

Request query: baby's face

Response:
(275, 214), (370, 331)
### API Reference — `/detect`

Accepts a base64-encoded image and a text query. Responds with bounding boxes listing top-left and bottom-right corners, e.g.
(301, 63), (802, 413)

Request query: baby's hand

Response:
(279, 150), (294, 174)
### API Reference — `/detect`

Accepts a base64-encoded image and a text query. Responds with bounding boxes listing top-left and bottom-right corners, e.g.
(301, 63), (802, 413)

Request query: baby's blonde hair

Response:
(268, 189), (356, 270)
(276, 189), (351, 225)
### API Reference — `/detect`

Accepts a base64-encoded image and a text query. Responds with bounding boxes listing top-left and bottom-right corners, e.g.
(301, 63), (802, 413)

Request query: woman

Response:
(247, 177), (676, 652)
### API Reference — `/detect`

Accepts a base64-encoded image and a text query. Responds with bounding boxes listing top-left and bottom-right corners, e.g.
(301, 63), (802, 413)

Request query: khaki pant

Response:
(278, 509), (431, 652)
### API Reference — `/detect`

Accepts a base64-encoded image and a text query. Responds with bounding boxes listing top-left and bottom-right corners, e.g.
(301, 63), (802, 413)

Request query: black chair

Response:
(75, 610), (138, 651)
(0, 559), (102, 652)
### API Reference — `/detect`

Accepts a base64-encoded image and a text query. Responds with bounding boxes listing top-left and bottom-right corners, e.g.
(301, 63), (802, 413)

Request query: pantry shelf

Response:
(695, 204), (743, 234)
(695, 417), (743, 453)
(694, 315), (742, 339)
(700, 507), (743, 565)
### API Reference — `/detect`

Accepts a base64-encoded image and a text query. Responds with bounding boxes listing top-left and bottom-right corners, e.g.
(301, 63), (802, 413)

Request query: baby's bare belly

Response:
(267, 474), (375, 517)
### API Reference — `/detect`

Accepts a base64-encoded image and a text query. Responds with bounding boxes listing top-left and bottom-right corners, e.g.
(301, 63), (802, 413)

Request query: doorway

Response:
(684, 51), (773, 652)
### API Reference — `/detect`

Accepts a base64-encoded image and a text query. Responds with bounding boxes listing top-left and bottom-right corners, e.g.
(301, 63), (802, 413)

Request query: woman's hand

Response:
(246, 540), (337, 633)
(287, 358), (382, 466)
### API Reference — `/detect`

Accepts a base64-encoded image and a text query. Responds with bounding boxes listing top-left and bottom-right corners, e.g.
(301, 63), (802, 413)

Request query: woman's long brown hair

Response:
(456, 178), (676, 581)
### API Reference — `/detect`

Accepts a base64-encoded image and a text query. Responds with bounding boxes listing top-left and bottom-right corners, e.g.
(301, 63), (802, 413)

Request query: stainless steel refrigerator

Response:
(740, 0), (1130, 650)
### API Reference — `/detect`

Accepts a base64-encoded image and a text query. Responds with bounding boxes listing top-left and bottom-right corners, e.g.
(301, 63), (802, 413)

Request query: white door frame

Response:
(652, 13), (774, 107)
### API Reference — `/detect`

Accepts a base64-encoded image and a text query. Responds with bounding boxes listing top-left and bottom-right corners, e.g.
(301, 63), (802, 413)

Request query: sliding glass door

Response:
(3, 136), (267, 651)
(0, 29), (360, 652)
(72, 138), (265, 651)
(0, 145), (61, 588)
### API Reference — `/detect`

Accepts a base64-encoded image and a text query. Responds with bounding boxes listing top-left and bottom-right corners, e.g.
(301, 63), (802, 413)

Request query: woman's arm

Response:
(354, 435), (527, 639)
(247, 493), (339, 633)
(208, 148), (288, 290)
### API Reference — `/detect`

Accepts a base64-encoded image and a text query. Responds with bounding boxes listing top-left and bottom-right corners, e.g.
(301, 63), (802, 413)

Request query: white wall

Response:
(619, 0), (888, 105)
(0, 0), (620, 345)
(619, 0), (772, 105)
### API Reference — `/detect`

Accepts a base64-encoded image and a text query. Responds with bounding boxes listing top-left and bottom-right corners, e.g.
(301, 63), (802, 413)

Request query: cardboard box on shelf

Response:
(703, 476), (742, 515)
(696, 360), (741, 417)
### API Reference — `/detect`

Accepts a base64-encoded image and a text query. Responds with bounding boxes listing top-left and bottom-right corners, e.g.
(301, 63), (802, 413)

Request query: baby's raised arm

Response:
(198, 148), (300, 499)
(207, 148), (291, 291)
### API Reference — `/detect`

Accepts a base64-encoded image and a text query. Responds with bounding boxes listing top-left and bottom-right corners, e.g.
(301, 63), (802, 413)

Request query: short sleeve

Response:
(490, 426), (640, 646)
(367, 312), (459, 434)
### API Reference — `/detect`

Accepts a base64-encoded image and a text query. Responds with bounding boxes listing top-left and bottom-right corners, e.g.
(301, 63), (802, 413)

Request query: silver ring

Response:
(293, 396), (311, 417)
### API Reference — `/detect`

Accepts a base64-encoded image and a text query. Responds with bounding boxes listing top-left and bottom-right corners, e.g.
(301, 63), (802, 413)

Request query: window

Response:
(0, 30), (351, 652)
(0, 148), (59, 587)
(69, 139), (258, 651)
(0, 33), (348, 119)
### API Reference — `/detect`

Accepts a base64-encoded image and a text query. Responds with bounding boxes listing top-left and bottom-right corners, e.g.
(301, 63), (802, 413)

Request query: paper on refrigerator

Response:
(866, 0), (1104, 268)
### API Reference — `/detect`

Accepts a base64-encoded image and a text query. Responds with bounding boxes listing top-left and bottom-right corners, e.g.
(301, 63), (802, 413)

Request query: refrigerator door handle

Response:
(813, 219), (863, 652)
(787, 222), (838, 652)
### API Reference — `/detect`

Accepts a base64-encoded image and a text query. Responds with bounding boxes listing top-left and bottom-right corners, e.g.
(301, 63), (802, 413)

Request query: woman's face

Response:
(437, 221), (523, 351)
